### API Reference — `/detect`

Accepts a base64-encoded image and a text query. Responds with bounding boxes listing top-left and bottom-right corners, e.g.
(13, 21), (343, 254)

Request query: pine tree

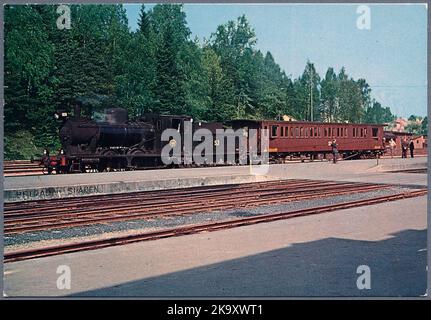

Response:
(138, 4), (151, 37)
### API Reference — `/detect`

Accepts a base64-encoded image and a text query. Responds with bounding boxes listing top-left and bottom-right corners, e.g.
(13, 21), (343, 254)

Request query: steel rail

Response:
(4, 189), (426, 263)
(4, 180), (362, 217)
(5, 184), (394, 234)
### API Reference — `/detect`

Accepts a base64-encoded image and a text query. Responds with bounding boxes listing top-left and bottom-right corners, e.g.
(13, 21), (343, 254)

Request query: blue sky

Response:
(124, 3), (427, 118)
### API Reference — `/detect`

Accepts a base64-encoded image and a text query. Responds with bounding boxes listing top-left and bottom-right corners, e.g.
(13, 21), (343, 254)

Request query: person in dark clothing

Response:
(409, 139), (415, 158)
(401, 139), (408, 158)
(330, 139), (338, 164)
(40, 149), (53, 174)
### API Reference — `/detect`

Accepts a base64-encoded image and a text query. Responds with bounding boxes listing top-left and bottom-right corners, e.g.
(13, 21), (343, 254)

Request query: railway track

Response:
(6, 153), (416, 176)
(4, 187), (427, 263)
(3, 160), (44, 176)
(4, 179), (393, 234)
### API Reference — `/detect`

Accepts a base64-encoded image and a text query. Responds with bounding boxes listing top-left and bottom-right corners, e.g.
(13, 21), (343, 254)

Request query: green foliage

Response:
(4, 130), (40, 160)
(363, 101), (395, 124)
(405, 122), (422, 134)
(405, 115), (427, 135)
(4, 4), (399, 160)
(421, 117), (428, 135)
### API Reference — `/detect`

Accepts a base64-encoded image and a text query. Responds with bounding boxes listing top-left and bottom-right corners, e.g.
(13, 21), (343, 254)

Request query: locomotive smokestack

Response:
(73, 102), (82, 118)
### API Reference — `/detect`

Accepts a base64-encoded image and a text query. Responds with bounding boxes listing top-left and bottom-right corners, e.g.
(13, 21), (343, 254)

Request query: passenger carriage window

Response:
(300, 127), (304, 137)
(280, 126), (284, 137)
(360, 128), (364, 138)
(318, 127), (321, 137)
(286, 127), (289, 137)
(271, 125), (278, 137)
(345, 128), (348, 138)
(295, 127), (299, 137)
(372, 127), (378, 138)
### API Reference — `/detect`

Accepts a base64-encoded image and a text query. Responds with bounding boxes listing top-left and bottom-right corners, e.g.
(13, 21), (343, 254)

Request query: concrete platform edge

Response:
(4, 174), (272, 203)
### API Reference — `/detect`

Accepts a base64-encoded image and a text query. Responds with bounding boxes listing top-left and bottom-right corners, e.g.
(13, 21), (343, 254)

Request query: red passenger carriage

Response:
(231, 120), (385, 162)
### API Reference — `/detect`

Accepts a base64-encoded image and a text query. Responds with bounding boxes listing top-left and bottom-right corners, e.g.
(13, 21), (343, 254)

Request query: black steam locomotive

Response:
(42, 103), (224, 173)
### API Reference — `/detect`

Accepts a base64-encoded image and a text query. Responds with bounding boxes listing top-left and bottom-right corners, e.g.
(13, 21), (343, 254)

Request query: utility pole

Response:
(310, 66), (313, 122)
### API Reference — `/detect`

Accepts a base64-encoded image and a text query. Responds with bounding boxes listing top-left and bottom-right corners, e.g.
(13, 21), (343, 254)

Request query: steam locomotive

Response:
(41, 103), (224, 173)
(38, 102), (385, 174)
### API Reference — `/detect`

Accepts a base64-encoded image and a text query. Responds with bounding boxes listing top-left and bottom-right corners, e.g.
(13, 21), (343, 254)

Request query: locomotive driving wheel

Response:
(127, 148), (145, 170)
(101, 150), (117, 172)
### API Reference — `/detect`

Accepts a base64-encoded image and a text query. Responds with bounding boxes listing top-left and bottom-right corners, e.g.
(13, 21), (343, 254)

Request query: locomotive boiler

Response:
(55, 104), (158, 172)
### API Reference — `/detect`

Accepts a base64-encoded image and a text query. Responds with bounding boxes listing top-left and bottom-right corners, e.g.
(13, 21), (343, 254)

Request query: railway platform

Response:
(4, 157), (427, 203)
(3, 156), (428, 297)
(4, 194), (427, 296)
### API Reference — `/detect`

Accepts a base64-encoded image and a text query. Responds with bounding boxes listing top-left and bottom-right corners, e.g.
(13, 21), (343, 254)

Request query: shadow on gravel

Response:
(72, 228), (427, 297)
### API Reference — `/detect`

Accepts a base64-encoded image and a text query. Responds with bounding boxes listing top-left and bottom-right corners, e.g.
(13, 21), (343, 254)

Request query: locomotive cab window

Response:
(372, 127), (379, 138)
(172, 119), (181, 131)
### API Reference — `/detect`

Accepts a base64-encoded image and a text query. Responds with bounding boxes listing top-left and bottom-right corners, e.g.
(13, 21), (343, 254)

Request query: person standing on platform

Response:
(330, 139), (339, 164)
(401, 138), (408, 158)
(409, 139), (415, 158)
(389, 138), (396, 158)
